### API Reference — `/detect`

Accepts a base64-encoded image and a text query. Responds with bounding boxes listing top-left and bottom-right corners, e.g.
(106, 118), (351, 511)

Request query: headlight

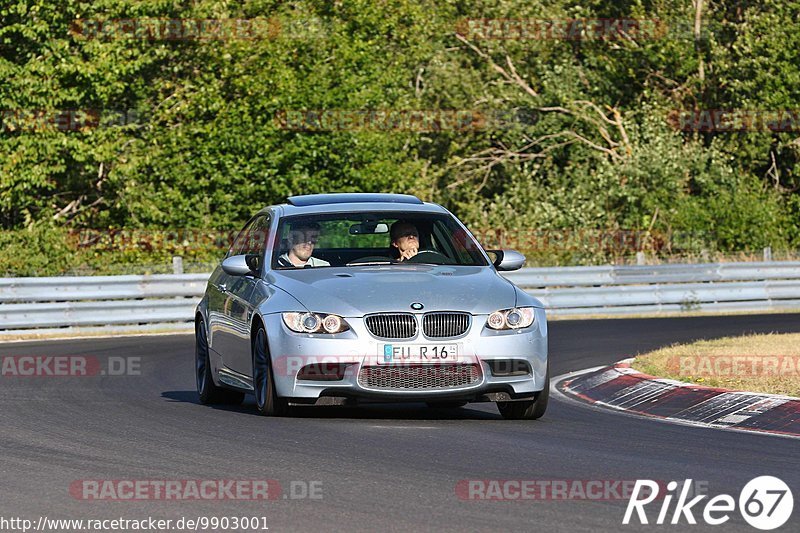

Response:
(485, 307), (535, 330)
(282, 312), (350, 334)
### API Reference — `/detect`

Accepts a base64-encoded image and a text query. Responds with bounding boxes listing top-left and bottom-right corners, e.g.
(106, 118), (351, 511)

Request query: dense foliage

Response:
(1, 0), (798, 273)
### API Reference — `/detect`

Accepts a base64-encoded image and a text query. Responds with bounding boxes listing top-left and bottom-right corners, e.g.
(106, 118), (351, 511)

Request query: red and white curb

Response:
(554, 359), (800, 439)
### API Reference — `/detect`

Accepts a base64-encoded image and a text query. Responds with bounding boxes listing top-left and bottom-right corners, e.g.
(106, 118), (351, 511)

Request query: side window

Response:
(227, 218), (257, 258)
(248, 215), (271, 273)
(227, 215), (271, 260)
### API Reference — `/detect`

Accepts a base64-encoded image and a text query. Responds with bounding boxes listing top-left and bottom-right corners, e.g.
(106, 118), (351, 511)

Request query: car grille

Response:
(365, 314), (416, 339)
(358, 364), (480, 390)
(422, 312), (470, 338)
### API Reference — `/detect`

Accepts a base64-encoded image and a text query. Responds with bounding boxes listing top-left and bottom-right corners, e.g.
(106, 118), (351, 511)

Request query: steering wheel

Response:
(404, 250), (453, 265)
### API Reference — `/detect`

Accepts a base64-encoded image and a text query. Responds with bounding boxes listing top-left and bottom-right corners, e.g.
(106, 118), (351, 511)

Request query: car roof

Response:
(287, 193), (423, 207)
(258, 193), (449, 217)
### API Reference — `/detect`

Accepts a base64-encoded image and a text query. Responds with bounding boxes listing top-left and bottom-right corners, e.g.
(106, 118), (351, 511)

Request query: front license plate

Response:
(379, 344), (459, 364)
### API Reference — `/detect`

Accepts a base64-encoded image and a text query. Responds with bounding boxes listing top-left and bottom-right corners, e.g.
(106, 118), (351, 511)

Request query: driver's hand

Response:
(399, 247), (418, 261)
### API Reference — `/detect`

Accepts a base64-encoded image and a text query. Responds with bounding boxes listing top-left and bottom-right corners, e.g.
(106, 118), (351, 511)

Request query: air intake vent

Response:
(358, 364), (480, 390)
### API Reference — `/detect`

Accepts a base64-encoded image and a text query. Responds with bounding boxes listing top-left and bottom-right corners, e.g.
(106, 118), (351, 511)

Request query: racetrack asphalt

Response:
(1, 314), (799, 532)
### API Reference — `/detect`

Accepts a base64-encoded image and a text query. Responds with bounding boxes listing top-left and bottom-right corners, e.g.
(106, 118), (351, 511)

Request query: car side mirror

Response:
(222, 254), (258, 276)
(489, 249), (526, 271)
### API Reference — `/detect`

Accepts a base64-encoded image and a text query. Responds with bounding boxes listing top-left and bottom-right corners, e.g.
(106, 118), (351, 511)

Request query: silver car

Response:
(195, 193), (548, 419)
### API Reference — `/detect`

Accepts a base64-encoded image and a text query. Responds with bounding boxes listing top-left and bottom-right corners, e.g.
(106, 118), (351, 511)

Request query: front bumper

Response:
(262, 308), (548, 403)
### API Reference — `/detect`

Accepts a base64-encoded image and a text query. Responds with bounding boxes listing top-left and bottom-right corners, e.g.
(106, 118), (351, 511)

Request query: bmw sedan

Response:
(195, 193), (548, 419)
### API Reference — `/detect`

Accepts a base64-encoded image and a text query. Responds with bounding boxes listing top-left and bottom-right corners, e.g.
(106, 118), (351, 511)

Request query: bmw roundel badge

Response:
(410, 302), (424, 310)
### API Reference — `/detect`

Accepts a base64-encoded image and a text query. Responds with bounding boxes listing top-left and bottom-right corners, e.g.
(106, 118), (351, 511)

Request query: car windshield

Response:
(272, 212), (489, 269)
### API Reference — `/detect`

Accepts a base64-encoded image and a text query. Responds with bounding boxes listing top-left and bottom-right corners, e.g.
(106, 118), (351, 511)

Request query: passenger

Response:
(390, 220), (420, 261)
(278, 222), (330, 268)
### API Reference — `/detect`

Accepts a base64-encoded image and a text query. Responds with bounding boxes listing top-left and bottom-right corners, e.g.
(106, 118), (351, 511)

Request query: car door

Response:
(221, 214), (272, 375)
(209, 216), (260, 366)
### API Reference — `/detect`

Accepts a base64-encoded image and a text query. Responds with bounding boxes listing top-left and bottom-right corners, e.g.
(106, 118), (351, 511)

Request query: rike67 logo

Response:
(624, 476), (794, 530)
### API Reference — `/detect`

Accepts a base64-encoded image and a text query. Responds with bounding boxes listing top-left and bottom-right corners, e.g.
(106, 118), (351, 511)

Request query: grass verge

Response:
(632, 333), (800, 397)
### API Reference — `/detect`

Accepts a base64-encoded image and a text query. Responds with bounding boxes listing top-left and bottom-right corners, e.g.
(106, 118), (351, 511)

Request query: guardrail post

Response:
(172, 256), (184, 275)
(763, 247), (772, 261)
(636, 251), (645, 265)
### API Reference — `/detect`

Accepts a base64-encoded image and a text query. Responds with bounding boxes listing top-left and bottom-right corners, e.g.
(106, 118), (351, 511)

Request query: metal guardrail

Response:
(0, 274), (210, 303)
(0, 275), (207, 335)
(506, 261), (800, 316)
(503, 262), (800, 287)
(0, 262), (798, 335)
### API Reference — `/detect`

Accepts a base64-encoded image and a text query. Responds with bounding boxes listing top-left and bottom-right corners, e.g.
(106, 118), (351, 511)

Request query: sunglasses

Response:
(291, 233), (319, 245)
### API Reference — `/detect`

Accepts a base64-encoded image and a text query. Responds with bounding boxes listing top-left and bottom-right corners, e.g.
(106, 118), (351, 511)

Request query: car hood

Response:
(267, 265), (519, 316)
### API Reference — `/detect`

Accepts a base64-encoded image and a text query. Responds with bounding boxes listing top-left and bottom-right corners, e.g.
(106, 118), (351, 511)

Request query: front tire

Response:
(196, 320), (244, 405)
(252, 326), (290, 416)
(497, 365), (549, 420)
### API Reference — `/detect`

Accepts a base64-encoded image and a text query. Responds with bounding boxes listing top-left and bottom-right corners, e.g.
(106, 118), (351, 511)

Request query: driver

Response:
(390, 220), (421, 261)
(278, 222), (330, 268)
